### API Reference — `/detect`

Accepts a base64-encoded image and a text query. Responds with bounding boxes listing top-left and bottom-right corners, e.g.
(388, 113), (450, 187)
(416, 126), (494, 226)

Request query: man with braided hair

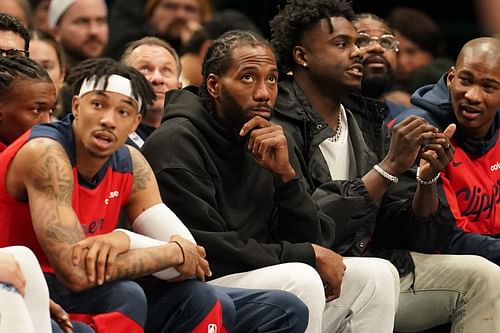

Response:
(0, 57), (308, 332)
(0, 55), (55, 151)
(143, 29), (397, 333)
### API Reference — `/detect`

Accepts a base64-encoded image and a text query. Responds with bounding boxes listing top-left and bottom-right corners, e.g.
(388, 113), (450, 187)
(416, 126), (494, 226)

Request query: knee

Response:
(279, 263), (325, 300)
(344, 258), (399, 305)
(270, 290), (309, 333)
(109, 280), (148, 317)
(458, 255), (500, 295)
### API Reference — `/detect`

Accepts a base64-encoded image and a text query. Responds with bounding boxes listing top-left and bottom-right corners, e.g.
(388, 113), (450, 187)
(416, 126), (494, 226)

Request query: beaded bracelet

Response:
(373, 164), (399, 183)
(416, 166), (440, 185)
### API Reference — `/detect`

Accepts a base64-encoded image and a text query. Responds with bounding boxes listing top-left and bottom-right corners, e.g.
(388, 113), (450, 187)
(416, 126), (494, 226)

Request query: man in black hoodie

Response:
(395, 37), (500, 266)
(270, 0), (500, 332)
(142, 29), (401, 332)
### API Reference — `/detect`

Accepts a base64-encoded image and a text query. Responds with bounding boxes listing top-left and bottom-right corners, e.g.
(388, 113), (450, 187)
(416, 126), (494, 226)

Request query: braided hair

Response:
(0, 13), (30, 51)
(65, 57), (155, 115)
(199, 30), (272, 112)
(270, 0), (354, 73)
(0, 55), (52, 98)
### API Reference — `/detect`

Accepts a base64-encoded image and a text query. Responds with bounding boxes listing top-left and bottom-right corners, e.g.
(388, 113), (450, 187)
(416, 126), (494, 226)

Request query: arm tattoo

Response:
(45, 220), (85, 244)
(32, 146), (73, 204)
(131, 153), (152, 193)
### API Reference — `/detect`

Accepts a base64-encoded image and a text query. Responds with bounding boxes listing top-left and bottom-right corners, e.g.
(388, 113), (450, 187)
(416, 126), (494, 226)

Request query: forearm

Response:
(361, 167), (394, 202)
(57, 243), (182, 292)
(411, 183), (439, 217)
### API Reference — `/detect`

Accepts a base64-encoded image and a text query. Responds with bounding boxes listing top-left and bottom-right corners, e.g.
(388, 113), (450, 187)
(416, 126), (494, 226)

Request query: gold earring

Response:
(303, 62), (308, 68)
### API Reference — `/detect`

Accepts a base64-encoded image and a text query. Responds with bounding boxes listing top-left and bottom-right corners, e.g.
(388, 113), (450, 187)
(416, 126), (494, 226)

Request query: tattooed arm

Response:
(8, 139), (184, 292)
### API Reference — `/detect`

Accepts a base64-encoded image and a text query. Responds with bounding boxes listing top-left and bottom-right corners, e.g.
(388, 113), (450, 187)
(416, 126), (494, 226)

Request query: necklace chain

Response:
(328, 112), (342, 142)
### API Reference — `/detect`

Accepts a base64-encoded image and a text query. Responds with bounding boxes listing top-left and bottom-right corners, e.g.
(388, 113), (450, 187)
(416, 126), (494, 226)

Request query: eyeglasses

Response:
(0, 48), (29, 57)
(356, 33), (399, 52)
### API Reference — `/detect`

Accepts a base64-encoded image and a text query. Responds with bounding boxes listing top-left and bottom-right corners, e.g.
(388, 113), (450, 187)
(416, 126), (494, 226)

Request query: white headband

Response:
(78, 74), (142, 111)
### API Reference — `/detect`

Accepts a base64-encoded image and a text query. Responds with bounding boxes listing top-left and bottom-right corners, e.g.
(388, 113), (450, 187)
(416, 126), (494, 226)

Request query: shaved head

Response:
(456, 37), (500, 69)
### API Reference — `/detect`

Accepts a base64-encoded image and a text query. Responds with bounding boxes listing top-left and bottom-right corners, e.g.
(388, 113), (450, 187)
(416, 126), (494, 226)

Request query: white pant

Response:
(209, 258), (399, 333)
(0, 246), (51, 333)
(396, 252), (500, 333)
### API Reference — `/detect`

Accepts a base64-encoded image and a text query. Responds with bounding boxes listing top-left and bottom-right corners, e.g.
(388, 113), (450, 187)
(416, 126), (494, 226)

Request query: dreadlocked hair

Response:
(65, 57), (155, 115)
(270, 0), (354, 73)
(0, 55), (52, 97)
(199, 30), (272, 112)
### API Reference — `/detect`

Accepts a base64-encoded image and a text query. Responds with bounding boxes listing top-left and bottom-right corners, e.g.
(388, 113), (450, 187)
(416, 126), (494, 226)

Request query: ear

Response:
(293, 45), (308, 68)
(130, 113), (142, 133)
(447, 66), (456, 87)
(72, 96), (80, 119)
(206, 73), (220, 99)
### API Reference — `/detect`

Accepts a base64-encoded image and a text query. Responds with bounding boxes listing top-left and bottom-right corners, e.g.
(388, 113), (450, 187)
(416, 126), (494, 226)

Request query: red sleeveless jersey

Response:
(0, 117), (134, 273)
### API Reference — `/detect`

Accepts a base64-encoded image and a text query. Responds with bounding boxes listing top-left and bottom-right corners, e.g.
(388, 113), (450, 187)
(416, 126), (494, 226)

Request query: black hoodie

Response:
(142, 89), (336, 279)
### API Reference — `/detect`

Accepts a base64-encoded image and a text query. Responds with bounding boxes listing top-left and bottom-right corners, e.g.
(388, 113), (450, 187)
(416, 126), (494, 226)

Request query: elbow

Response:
(53, 270), (93, 293)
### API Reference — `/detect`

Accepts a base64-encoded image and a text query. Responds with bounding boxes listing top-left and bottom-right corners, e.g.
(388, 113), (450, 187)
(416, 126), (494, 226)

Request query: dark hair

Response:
(386, 7), (445, 57)
(65, 57), (155, 115)
(0, 13), (30, 51)
(199, 30), (272, 112)
(0, 55), (51, 97)
(270, 0), (354, 73)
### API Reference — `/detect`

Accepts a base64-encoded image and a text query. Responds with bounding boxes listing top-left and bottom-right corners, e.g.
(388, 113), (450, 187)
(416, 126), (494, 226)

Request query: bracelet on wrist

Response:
(170, 240), (185, 265)
(416, 166), (440, 185)
(373, 164), (399, 183)
(415, 167), (441, 185)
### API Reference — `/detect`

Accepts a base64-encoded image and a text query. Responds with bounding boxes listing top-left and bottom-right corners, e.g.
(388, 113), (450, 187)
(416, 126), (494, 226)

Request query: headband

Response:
(78, 74), (142, 111)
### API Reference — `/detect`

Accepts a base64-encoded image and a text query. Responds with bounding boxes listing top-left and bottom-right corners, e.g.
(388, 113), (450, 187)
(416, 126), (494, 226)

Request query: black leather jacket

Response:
(272, 79), (454, 276)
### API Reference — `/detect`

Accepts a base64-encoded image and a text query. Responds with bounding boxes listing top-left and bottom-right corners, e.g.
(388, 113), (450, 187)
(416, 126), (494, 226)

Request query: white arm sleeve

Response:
(115, 203), (197, 280)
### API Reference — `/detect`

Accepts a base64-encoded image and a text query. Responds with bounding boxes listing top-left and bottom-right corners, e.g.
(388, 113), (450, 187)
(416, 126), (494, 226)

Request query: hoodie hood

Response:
(408, 74), (500, 155)
(162, 88), (246, 157)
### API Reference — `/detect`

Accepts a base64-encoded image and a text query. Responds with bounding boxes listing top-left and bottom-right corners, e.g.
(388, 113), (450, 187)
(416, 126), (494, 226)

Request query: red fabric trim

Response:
(69, 312), (143, 333)
(191, 300), (227, 333)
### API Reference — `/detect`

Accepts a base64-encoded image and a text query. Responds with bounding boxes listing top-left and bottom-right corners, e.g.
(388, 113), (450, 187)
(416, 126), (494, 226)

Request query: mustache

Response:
(362, 54), (391, 68)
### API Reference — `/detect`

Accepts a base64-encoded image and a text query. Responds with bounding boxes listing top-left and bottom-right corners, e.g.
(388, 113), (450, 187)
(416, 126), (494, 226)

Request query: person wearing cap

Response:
(0, 57), (309, 333)
(48, 0), (108, 70)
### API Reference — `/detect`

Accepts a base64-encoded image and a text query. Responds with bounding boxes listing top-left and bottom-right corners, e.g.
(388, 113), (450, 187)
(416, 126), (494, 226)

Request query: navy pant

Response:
(137, 277), (309, 333)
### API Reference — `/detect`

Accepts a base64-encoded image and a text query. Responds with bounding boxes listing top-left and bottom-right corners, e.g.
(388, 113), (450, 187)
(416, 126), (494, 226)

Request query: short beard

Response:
(361, 71), (395, 100)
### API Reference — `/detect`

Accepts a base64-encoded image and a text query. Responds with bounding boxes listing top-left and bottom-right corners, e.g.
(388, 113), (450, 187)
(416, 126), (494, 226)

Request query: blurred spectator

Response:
(0, 12), (30, 54)
(48, 0), (109, 70)
(179, 9), (260, 86)
(0, 0), (31, 28)
(29, 30), (65, 97)
(106, 0), (211, 59)
(476, 0), (500, 37)
(121, 36), (181, 147)
(29, 29), (66, 118)
(30, 0), (50, 33)
(386, 7), (452, 93)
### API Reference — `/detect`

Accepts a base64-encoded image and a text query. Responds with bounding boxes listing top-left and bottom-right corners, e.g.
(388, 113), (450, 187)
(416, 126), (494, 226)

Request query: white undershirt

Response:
(318, 104), (350, 181)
